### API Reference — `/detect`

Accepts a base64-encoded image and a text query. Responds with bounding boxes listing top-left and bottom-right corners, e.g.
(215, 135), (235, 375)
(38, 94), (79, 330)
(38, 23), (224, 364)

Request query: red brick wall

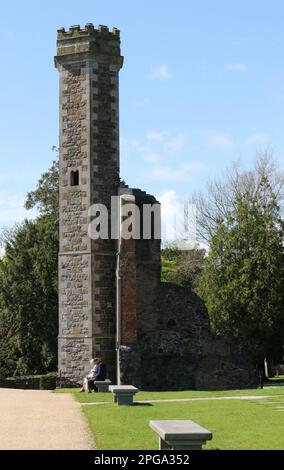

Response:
(120, 238), (138, 343)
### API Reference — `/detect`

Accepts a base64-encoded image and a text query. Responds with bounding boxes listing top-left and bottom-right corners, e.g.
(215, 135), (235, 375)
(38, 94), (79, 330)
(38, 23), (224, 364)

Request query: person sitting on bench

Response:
(91, 357), (107, 392)
(80, 357), (107, 393)
(80, 358), (98, 393)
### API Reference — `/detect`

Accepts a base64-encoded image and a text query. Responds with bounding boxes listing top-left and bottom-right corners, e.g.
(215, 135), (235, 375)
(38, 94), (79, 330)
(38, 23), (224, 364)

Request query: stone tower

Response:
(55, 24), (123, 383)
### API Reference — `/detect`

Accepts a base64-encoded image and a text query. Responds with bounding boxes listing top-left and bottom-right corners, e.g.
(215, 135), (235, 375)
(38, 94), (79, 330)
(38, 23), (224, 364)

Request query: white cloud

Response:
(146, 167), (183, 181)
(159, 190), (179, 242)
(146, 129), (168, 143)
(148, 64), (172, 81)
(146, 130), (188, 154)
(165, 133), (188, 154)
(211, 132), (233, 149)
(121, 136), (160, 162)
(226, 63), (248, 73)
(159, 190), (178, 205)
(158, 190), (198, 247)
(143, 152), (160, 163)
(122, 130), (190, 167)
(121, 136), (143, 153)
(183, 162), (205, 172)
(145, 162), (205, 181)
(247, 133), (268, 144)
(0, 191), (37, 226)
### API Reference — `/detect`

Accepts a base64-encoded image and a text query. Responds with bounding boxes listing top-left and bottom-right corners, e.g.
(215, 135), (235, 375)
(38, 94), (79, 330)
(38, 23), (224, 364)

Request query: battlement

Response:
(57, 23), (120, 40)
(56, 23), (122, 65)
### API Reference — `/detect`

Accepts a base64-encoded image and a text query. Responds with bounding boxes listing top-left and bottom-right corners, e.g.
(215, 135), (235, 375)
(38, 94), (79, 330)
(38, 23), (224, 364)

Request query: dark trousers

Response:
(87, 380), (98, 392)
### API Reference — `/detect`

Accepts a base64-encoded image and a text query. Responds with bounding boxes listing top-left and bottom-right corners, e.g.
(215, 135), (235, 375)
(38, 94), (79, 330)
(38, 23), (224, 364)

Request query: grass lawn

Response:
(82, 397), (284, 450)
(56, 387), (284, 450)
(56, 386), (284, 403)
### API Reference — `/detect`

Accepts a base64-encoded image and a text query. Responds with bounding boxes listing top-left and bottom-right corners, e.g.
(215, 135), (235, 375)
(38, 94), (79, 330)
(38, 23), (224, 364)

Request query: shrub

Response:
(40, 373), (57, 390)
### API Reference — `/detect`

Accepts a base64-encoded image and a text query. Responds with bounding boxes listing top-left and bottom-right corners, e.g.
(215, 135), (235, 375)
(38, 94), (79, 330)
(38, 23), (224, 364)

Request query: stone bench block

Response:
(150, 420), (212, 450)
(94, 379), (112, 393)
(109, 385), (139, 406)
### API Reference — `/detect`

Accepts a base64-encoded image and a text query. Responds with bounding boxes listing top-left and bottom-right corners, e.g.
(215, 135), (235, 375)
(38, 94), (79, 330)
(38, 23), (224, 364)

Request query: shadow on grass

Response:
(133, 402), (153, 407)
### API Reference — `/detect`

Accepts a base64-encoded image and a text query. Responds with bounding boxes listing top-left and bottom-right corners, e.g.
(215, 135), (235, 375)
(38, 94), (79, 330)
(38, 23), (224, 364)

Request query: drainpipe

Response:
(116, 195), (122, 385)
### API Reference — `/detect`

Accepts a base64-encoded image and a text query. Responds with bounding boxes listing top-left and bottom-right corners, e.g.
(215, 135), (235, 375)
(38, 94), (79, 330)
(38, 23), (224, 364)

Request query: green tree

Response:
(0, 159), (59, 376)
(162, 245), (205, 290)
(25, 158), (59, 220)
(199, 176), (284, 368)
(0, 308), (20, 378)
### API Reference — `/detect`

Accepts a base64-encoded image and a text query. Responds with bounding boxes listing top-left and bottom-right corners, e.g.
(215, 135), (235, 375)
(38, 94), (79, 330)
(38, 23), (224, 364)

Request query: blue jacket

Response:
(94, 362), (107, 381)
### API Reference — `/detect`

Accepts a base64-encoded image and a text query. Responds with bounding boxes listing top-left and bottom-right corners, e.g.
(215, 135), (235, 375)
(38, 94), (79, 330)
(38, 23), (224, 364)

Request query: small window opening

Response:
(70, 170), (79, 186)
(167, 319), (177, 328)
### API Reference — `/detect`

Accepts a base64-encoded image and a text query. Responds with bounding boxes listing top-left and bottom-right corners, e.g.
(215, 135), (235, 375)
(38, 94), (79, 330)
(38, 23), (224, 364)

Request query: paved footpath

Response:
(0, 388), (94, 450)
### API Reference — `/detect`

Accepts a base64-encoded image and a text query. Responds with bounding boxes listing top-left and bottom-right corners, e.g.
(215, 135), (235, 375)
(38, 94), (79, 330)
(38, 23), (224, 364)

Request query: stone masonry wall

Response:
(123, 282), (257, 391)
(56, 24), (123, 383)
(57, 57), (93, 382)
(90, 56), (121, 382)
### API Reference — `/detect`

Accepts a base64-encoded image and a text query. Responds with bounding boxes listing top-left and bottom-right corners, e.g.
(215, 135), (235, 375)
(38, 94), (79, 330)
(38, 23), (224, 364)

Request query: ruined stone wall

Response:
(156, 284), (257, 390)
(118, 190), (257, 391)
(126, 282), (257, 391)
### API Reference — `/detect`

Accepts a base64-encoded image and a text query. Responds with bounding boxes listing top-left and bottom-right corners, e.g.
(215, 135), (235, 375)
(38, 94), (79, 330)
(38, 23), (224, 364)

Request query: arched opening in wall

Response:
(70, 170), (79, 186)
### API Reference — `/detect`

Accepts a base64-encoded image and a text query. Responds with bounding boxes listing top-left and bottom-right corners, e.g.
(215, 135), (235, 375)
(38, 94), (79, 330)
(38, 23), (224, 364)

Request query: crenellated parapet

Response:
(57, 23), (120, 38)
(55, 23), (123, 68)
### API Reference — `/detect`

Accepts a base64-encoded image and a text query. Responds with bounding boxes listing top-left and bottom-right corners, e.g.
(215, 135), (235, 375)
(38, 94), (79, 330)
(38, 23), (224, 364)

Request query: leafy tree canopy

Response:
(199, 175), (284, 365)
(162, 245), (205, 290)
(0, 158), (59, 377)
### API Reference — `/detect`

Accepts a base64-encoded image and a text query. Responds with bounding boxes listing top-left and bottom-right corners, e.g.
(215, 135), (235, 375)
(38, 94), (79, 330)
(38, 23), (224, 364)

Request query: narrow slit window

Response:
(70, 170), (79, 186)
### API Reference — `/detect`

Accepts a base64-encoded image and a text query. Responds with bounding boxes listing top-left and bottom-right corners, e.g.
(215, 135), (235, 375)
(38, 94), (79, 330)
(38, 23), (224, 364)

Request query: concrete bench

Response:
(109, 385), (139, 406)
(150, 420), (212, 450)
(94, 379), (112, 393)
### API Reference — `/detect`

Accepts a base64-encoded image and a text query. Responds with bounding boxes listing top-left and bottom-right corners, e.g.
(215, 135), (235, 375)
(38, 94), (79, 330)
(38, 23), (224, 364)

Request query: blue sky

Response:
(1, 0), (284, 227)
